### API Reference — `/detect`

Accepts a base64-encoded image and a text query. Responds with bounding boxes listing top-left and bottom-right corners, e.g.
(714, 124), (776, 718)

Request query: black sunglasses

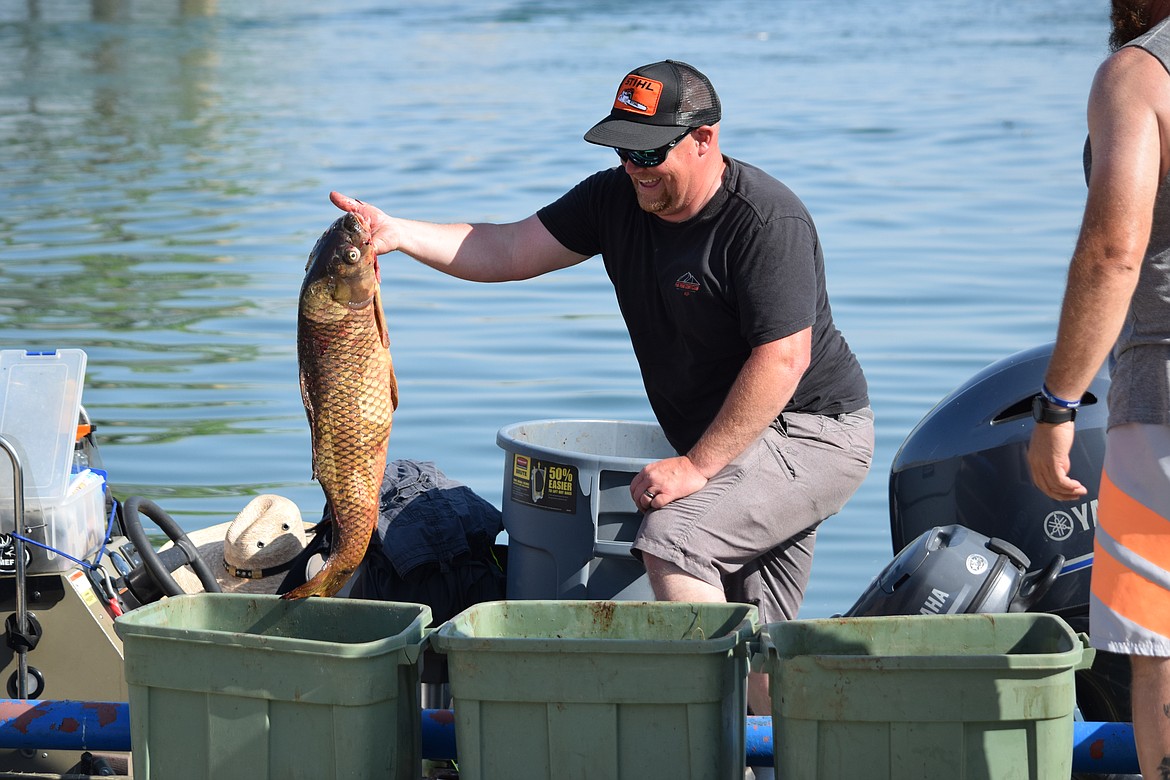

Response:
(615, 128), (694, 168)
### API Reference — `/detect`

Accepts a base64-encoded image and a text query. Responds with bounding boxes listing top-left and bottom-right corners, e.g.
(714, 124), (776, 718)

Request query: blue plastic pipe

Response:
(421, 706), (458, 761)
(0, 699), (129, 751)
(0, 700), (1140, 773)
(1072, 720), (1142, 775)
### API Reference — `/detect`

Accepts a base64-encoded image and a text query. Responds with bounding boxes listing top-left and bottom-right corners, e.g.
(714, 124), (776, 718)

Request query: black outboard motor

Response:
(845, 524), (1062, 617)
(888, 342), (1109, 624)
(885, 343), (1132, 731)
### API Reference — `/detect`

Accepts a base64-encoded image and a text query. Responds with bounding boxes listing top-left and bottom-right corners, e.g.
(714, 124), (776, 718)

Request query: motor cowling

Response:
(887, 342), (1110, 621)
(845, 524), (1062, 617)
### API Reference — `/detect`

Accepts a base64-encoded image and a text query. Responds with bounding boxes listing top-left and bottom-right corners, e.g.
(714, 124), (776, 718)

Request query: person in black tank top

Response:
(1029, 4), (1170, 776)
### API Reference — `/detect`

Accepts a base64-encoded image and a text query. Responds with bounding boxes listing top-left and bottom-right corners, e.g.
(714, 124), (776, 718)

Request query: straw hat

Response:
(168, 494), (313, 595)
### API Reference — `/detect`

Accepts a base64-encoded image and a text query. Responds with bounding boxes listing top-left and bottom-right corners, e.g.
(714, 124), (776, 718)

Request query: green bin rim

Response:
(432, 599), (757, 655)
(115, 593), (432, 657)
(757, 613), (1093, 672)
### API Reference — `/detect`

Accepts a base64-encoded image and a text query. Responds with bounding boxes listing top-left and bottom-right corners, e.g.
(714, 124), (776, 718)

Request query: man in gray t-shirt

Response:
(537, 156), (868, 455)
(331, 59), (873, 717)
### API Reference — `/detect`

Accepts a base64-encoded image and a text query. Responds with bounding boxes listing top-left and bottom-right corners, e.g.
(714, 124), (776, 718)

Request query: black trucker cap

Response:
(583, 60), (721, 151)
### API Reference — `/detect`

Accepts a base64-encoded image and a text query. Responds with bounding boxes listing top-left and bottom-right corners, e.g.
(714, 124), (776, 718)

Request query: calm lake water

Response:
(0, 0), (1108, 617)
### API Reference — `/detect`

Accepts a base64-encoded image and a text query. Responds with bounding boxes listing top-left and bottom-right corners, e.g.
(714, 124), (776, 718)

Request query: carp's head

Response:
(302, 213), (380, 310)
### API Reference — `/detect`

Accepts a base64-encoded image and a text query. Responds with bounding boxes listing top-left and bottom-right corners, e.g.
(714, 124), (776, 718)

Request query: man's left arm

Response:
(1028, 46), (1164, 501)
(631, 328), (811, 509)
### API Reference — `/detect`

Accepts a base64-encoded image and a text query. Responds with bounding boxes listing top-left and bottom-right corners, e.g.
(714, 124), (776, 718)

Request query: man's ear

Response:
(692, 125), (717, 153)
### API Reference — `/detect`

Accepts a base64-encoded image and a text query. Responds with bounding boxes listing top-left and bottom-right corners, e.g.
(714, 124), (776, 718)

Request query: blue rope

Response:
(88, 496), (119, 570)
(10, 532), (98, 571)
(10, 485), (120, 575)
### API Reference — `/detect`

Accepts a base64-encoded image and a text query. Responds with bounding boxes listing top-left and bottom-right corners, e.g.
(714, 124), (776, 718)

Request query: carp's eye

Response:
(345, 247), (360, 262)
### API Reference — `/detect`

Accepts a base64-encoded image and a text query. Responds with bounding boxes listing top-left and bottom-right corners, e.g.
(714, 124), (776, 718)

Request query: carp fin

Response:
(374, 285), (389, 349)
(375, 286), (398, 410)
(389, 359), (400, 412)
(299, 367), (320, 478)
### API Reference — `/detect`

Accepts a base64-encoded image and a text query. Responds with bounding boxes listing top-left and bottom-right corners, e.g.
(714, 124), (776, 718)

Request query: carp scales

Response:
(282, 212), (398, 600)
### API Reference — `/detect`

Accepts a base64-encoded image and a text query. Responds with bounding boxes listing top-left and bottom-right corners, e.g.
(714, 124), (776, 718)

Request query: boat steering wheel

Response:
(121, 496), (221, 598)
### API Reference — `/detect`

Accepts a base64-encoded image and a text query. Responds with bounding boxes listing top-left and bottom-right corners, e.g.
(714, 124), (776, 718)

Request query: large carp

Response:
(282, 212), (398, 600)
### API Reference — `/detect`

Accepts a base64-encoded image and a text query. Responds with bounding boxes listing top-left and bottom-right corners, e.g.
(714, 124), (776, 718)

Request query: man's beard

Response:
(1111, 0), (1153, 51)
(636, 192), (670, 213)
(633, 183), (673, 214)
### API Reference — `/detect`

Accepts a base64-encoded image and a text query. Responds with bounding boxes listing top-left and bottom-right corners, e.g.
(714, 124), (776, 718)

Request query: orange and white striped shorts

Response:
(1091, 422), (1170, 656)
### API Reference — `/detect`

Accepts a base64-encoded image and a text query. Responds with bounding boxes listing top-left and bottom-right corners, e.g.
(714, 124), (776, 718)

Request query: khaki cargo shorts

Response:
(633, 408), (874, 624)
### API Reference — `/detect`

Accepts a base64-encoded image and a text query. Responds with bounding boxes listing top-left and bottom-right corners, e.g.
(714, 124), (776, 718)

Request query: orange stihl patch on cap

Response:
(613, 75), (663, 116)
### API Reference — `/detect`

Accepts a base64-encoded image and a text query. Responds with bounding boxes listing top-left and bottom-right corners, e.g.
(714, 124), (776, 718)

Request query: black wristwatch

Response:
(1032, 395), (1076, 424)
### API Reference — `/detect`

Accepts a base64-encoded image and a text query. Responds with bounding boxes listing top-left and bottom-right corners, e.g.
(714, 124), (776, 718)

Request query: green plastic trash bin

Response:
(431, 599), (757, 780)
(758, 613), (1094, 780)
(115, 593), (431, 780)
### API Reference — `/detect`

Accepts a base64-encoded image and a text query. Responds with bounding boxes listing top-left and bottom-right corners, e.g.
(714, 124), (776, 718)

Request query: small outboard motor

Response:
(845, 524), (1063, 617)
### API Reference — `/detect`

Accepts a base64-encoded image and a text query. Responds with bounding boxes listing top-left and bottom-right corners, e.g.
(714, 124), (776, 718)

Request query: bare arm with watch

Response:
(1028, 8), (1170, 779)
(1027, 385), (1086, 501)
(1026, 37), (1157, 502)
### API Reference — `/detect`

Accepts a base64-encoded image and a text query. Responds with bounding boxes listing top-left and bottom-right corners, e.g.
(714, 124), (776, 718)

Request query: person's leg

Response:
(736, 411), (871, 714)
(642, 545), (781, 716)
(636, 430), (808, 717)
(636, 409), (874, 715)
(729, 529), (817, 715)
(1131, 655), (1170, 778)
(1091, 424), (1170, 778)
(635, 411), (873, 592)
(642, 553), (726, 601)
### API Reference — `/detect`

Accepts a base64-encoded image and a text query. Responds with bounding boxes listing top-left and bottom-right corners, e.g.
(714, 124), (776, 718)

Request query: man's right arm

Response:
(330, 191), (589, 282)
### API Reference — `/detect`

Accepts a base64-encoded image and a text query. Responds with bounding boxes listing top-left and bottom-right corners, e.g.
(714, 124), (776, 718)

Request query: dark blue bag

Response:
(278, 459), (506, 625)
